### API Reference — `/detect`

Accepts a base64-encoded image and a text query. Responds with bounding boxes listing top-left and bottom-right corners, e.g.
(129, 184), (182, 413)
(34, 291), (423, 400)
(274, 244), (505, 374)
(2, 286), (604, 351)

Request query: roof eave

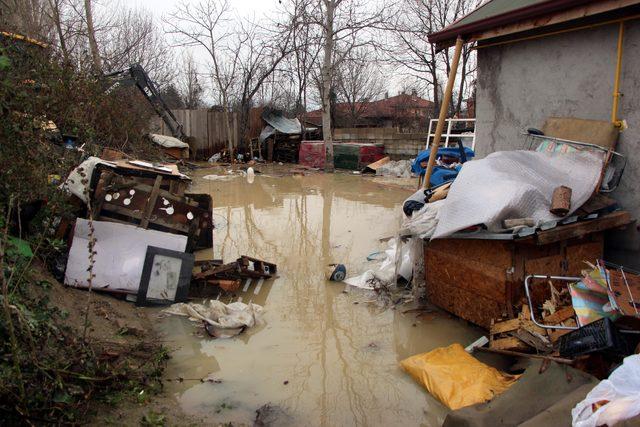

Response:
(428, 0), (599, 46)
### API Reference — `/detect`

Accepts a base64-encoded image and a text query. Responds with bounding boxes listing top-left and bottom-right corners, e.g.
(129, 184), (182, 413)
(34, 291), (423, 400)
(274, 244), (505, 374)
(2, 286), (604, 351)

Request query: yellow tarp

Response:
(400, 343), (519, 410)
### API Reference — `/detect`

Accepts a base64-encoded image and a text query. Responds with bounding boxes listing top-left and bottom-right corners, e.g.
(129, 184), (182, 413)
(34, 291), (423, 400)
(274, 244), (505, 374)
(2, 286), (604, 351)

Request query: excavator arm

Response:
(105, 64), (187, 141)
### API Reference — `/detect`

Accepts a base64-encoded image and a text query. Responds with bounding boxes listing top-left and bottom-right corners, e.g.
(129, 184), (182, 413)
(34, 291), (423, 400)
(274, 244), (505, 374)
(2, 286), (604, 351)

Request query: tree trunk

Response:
(455, 47), (469, 117)
(221, 94), (234, 160)
(84, 0), (102, 72)
(321, 0), (335, 172)
(50, 0), (70, 64)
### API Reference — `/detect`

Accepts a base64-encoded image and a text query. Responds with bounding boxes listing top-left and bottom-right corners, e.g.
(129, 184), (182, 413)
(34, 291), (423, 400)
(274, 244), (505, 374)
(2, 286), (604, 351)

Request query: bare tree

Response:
(99, 7), (175, 86)
(1, 0), (54, 40)
(307, 0), (387, 171)
(179, 51), (204, 109)
(278, 0), (322, 135)
(387, 0), (478, 117)
(83, 0), (102, 71)
(233, 18), (294, 146)
(334, 48), (384, 127)
(165, 0), (239, 157)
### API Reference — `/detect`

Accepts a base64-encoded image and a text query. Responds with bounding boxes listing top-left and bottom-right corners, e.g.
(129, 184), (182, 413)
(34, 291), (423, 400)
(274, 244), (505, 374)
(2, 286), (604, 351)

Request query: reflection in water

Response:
(157, 166), (482, 426)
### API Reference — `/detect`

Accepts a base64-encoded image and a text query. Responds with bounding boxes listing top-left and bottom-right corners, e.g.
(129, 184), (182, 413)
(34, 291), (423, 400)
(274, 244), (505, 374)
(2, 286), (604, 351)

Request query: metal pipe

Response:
(524, 275), (581, 330)
(422, 36), (464, 189)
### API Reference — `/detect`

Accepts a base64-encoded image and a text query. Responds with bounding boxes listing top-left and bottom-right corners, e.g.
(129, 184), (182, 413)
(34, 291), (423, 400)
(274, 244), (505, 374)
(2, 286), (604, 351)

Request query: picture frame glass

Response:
(146, 254), (183, 301)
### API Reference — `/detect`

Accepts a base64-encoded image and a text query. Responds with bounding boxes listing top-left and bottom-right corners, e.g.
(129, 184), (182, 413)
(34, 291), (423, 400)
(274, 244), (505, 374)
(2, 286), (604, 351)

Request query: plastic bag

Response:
(572, 354), (640, 427)
(400, 343), (519, 410)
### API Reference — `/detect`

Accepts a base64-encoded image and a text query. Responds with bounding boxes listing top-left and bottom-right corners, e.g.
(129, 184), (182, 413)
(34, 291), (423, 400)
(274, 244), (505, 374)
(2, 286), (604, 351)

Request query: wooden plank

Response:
(542, 306), (576, 324)
(140, 175), (162, 229)
(535, 211), (631, 245)
(490, 337), (531, 352)
(491, 318), (521, 335)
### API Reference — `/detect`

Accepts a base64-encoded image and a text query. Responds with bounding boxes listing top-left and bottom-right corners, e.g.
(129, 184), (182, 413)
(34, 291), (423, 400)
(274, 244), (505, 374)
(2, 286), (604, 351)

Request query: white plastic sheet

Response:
(164, 300), (264, 338)
(432, 150), (604, 239)
(64, 219), (187, 293)
(343, 238), (414, 289)
(572, 354), (640, 427)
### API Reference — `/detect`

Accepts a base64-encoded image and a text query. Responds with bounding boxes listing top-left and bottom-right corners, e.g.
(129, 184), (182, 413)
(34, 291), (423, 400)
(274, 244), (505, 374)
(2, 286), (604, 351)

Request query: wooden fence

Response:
(150, 109), (239, 160)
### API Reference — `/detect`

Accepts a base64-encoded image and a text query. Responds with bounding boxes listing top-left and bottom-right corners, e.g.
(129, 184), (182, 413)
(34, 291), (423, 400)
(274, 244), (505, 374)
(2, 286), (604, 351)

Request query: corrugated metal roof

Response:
(262, 111), (303, 135)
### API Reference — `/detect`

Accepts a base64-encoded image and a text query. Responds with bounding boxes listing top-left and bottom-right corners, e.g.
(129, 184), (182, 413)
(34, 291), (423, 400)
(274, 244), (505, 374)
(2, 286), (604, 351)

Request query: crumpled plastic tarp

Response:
(402, 200), (443, 239)
(163, 300), (264, 338)
(375, 159), (413, 178)
(572, 354), (640, 427)
(432, 150), (604, 239)
(343, 237), (414, 289)
(400, 343), (519, 410)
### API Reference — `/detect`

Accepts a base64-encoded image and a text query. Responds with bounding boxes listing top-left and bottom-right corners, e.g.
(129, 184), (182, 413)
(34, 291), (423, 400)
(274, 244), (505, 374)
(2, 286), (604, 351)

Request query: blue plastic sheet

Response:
(412, 147), (475, 187)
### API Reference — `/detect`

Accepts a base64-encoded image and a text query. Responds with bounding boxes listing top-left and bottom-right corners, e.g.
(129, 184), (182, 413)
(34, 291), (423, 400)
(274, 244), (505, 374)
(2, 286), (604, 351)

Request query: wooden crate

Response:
(425, 233), (604, 329)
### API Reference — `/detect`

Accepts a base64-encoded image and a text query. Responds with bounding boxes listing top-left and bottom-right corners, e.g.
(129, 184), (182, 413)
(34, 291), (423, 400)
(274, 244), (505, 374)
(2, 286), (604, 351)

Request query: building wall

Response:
(475, 21), (640, 268)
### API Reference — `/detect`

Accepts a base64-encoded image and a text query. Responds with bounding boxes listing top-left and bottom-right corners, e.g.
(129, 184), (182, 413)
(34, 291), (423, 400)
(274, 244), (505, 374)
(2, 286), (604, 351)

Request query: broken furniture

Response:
(136, 246), (195, 306)
(90, 159), (213, 252)
(189, 256), (277, 297)
(424, 211), (632, 329)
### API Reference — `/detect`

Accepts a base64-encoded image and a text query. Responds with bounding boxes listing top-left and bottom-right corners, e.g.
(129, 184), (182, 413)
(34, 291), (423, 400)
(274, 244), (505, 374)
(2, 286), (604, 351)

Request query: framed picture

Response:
(136, 246), (194, 306)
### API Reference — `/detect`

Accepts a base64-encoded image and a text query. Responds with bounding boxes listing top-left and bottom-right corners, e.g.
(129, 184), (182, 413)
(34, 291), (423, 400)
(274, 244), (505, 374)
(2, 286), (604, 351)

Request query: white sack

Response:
(432, 150), (604, 239)
(149, 133), (189, 149)
(164, 300), (264, 338)
(572, 355), (640, 427)
(64, 219), (187, 292)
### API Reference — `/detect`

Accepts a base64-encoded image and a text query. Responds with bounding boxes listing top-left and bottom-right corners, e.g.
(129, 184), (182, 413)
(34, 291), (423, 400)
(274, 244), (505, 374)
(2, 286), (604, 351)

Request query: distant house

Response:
(429, 0), (640, 268)
(306, 92), (434, 130)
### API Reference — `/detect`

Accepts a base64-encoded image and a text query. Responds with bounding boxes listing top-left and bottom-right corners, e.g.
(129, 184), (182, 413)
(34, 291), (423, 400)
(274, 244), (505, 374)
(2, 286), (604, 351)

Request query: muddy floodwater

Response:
(156, 165), (482, 426)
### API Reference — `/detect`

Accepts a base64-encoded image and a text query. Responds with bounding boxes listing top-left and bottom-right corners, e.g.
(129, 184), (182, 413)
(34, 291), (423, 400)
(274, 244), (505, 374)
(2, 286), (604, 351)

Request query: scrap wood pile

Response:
(489, 260), (640, 371)
(53, 149), (279, 338)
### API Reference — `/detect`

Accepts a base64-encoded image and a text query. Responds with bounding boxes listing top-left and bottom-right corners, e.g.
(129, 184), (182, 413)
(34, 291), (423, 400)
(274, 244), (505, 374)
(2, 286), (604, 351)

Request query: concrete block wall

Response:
(333, 127), (427, 159)
(475, 21), (640, 268)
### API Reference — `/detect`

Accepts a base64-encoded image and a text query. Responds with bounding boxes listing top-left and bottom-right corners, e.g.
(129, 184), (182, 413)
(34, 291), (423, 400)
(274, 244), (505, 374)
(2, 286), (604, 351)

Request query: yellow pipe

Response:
(612, 22), (624, 127)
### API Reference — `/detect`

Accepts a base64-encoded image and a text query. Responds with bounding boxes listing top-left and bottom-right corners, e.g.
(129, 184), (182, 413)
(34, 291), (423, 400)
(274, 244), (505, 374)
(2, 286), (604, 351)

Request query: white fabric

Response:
(64, 219), (187, 292)
(432, 150), (604, 239)
(164, 300), (264, 338)
(149, 133), (189, 149)
(572, 355), (640, 427)
(62, 157), (113, 203)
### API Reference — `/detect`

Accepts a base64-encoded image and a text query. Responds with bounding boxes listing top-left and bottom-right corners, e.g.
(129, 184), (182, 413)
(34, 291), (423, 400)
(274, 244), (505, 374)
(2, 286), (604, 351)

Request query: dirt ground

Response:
(30, 262), (205, 426)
